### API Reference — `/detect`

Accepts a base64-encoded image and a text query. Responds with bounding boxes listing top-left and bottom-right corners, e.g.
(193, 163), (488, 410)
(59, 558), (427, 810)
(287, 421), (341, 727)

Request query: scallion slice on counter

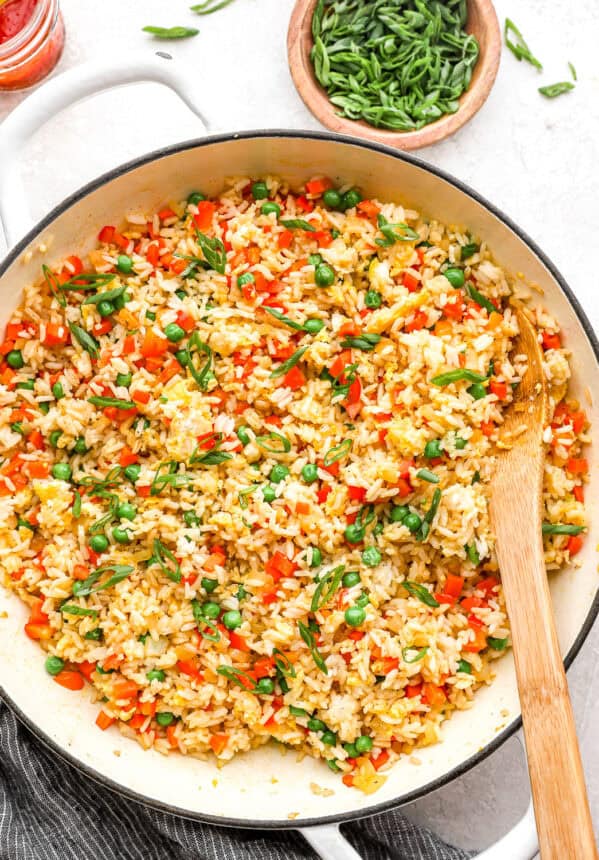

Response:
(504, 18), (542, 70)
(142, 25), (199, 39)
(538, 82), (575, 99)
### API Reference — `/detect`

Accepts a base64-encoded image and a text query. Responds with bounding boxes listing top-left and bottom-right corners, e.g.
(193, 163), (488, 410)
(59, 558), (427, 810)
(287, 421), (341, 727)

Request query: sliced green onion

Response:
(403, 581), (439, 608)
(270, 346), (308, 379)
(416, 468), (439, 484)
(431, 369), (487, 386)
(310, 565), (345, 611)
(323, 438), (352, 466)
(255, 431), (291, 454)
(151, 538), (181, 583)
(280, 219), (316, 232)
(402, 646), (428, 663)
(69, 324), (99, 359)
(297, 620), (328, 674)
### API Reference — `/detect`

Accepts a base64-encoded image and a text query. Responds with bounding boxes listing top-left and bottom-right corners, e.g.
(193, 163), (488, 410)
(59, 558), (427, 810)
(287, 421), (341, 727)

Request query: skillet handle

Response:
(0, 52), (208, 250)
(299, 802), (538, 859)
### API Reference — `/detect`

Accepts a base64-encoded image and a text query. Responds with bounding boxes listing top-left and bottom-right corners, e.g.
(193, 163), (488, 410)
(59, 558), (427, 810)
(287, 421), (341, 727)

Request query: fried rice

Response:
(0, 175), (588, 793)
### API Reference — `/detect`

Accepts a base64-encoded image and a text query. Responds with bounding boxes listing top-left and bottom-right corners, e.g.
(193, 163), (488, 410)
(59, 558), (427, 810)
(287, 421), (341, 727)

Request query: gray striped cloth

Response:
(0, 702), (471, 860)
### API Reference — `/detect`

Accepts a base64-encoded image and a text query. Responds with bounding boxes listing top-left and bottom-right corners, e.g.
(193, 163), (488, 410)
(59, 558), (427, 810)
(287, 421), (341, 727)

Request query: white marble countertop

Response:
(1, 0), (598, 853)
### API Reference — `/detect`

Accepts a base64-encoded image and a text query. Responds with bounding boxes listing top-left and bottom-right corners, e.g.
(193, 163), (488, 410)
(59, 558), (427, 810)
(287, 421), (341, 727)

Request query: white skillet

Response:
(0, 55), (597, 860)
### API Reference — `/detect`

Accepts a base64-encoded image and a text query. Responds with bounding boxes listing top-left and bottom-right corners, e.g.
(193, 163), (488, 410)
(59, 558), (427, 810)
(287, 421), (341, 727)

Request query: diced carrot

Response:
(481, 421), (495, 437)
(138, 699), (157, 717)
(27, 460), (49, 480)
(312, 230), (333, 248)
(42, 323), (69, 347)
(406, 683), (423, 698)
(98, 225), (115, 243)
(128, 714), (147, 730)
(487, 311), (503, 330)
(394, 478), (412, 498)
(380, 657), (399, 673)
(318, 458), (340, 478)
(566, 457), (588, 475)
(441, 574), (463, 598)
(24, 622), (52, 640)
(542, 331), (561, 350)
(422, 682), (447, 708)
(282, 365), (306, 390)
(329, 350), (352, 379)
(305, 177), (333, 196)
(277, 229), (293, 250)
(347, 630), (365, 642)
(73, 564), (89, 581)
(477, 576), (499, 596)
(253, 656), (275, 678)
(435, 592), (456, 605)
(342, 774), (355, 788)
(296, 500), (310, 515)
(402, 272), (420, 292)
(176, 659), (204, 681)
(489, 379), (508, 400)
(228, 630), (250, 652)
(295, 195), (313, 213)
(442, 295), (464, 321)
(118, 447), (138, 468)
(27, 429), (44, 451)
(209, 733), (229, 755)
(356, 200), (380, 218)
(175, 310), (195, 333)
(265, 551), (297, 582)
(131, 388), (151, 405)
(463, 626), (488, 653)
(158, 207), (176, 221)
(146, 244), (160, 267)
(569, 411), (586, 435)
(193, 201), (217, 230)
(111, 678), (139, 700)
(567, 535), (584, 556)
(573, 485), (584, 503)
(54, 670), (85, 691)
(102, 653), (124, 671)
(370, 749), (389, 771)
(347, 485), (366, 502)
(245, 246), (261, 265)
(140, 329), (169, 358)
(78, 661), (97, 682)
(93, 319), (113, 336)
(317, 484), (331, 505)
(95, 710), (115, 731)
(123, 334), (136, 354)
(29, 597), (49, 624)
(338, 322), (361, 336)
(405, 310), (427, 332)
(166, 724), (179, 747)
(461, 596), (487, 611)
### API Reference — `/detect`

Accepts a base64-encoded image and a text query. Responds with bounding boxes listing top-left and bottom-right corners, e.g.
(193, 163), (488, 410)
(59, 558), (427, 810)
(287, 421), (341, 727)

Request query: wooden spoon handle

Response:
(502, 528), (597, 858)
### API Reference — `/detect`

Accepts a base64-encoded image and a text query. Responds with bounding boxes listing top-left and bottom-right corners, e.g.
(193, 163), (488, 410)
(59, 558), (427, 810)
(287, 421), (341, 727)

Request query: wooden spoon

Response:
(287, 0), (502, 151)
(490, 309), (597, 859)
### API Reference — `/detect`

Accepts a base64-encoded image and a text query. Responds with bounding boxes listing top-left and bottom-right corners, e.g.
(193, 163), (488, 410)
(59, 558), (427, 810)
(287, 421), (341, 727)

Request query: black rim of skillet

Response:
(1, 129), (598, 832)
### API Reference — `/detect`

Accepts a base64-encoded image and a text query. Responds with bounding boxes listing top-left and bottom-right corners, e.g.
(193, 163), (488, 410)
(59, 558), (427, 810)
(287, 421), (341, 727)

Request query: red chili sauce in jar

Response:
(0, 0), (64, 90)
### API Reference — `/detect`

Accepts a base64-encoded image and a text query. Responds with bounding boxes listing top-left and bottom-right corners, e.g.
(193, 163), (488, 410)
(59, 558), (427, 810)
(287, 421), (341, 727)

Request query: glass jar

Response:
(0, 0), (65, 91)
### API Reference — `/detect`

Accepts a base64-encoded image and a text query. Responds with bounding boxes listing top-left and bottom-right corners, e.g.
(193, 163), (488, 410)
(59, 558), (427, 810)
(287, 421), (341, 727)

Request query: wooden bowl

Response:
(287, 0), (501, 151)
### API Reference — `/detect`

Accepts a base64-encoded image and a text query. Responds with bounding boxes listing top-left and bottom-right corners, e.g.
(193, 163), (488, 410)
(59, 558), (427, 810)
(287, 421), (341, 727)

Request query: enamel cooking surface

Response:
(1, 133), (597, 828)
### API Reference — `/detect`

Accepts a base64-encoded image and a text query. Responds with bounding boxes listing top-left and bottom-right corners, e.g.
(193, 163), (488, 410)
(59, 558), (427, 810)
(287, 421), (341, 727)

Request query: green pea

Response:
(97, 300), (114, 318)
(373, 522), (384, 537)
(113, 291), (130, 311)
(237, 272), (255, 288)
(424, 439), (443, 459)
(112, 526), (132, 544)
(455, 436), (468, 450)
(356, 592), (370, 608)
(116, 255), (133, 275)
(84, 628), (103, 641)
(236, 425), (250, 446)
(310, 547), (322, 568)
(322, 188), (342, 210)
(342, 571), (361, 588)
(145, 310), (156, 321)
(390, 505), (408, 523)
(362, 546), (381, 567)
(345, 606), (366, 627)
(52, 382), (64, 400)
(156, 711), (175, 726)
(355, 735), (373, 753)
(467, 382), (487, 400)
(187, 191), (205, 206)
(309, 253), (323, 266)
(49, 430), (62, 448)
(343, 742), (358, 757)
(344, 524), (365, 544)
(51, 463), (72, 481)
(315, 263), (335, 287)
(270, 464), (289, 484)
(116, 372), (132, 388)
(6, 350), (24, 369)
(202, 602), (220, 619)
(262, 485), (276, 503)
(443, 267), (465, 288)
(256, 677), (274, 694)
(45, 655), (65, 676)
(321, 730), (337, 746)
(222, 610), (242, 630)
(365, 290), (382, 309)
(201, 577), (218, 593)
(39, 402), (50, 415)
(403, 512), (422, 533)
(261, 201), (280, 217)
(146, 669), (165, 682)
(124, 464), (141, 483)
(301, 463), (318, 483)
(307, 718), (326, 732)
(183, 509), (200, 527)
(117, 502), (137, 521)
(251, 181), (269, 200)
(175, 350), (188, 367)
(89, 534), (109, 553)
(341, 188), (362, 210)
(72, 437), (88, 454)
(16, 379), (35, 391)
(164, 323), (185, 343)
(303, 318), (324, 334)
